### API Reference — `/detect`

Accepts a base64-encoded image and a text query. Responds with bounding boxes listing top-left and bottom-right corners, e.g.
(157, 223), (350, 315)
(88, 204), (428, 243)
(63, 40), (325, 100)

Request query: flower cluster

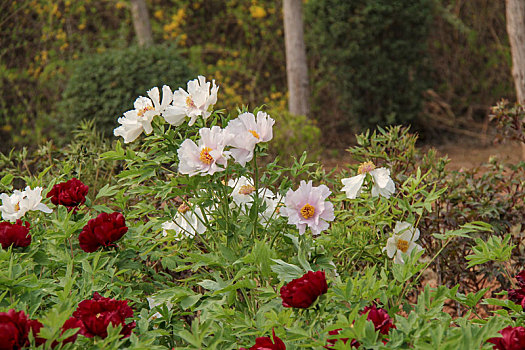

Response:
(114, 76), (218, 143)
(0, 186), (52, 222)
(177, 111), (275, 176)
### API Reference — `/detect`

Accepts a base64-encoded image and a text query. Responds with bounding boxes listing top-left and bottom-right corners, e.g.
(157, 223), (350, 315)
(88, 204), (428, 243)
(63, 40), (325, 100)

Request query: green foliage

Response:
(60, 45), (193, 136)
(305, 0), (433, 129)
(466, 235), (515, 268)
(267, 107), (322, 165)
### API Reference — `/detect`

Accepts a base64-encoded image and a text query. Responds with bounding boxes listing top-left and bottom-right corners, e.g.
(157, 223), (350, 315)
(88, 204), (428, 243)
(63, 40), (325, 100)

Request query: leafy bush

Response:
(305, 0), (433, 129)
(267, 106), (322, 165)
(1, 77), (525, 349)
(61, 45), (193, 135)
(347, 125), (525, 310)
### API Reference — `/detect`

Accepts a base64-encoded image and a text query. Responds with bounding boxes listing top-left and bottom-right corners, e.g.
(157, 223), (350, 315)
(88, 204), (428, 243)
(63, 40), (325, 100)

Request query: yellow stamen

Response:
(357, 161), (376, 174)
(14, 202), (20, 212)
(397, 239), (409, 253)
(199, 147), (214, 165)
(239, 184), (256, 195)
(300, 203), (315, 219)
(178, 203), (190, 213)
(137, 105), (154, 117)
(249, 130), (260, 139)
(186, 96), (196, 108)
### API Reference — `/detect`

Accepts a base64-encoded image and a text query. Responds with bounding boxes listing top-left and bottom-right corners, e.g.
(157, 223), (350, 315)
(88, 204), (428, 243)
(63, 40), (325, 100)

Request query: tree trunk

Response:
(130, 0), (154, 47)
(506, 0), (525, 159)
(283, 0), (309, 116)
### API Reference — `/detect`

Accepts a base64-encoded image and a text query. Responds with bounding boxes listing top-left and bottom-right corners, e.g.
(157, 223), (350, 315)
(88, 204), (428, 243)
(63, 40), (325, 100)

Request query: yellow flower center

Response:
(249, 130), (260, 139)
(186, 96), (196, 108)
(300, 203), (315, 219)
(96, 313), (102, 318)
(137, 105), (154, 117)
(239, 184), (256, 195)
(199, 147), (214, 165)
(178, 203), (190, 213)
(14, 202), (20, 212)
(357, 161), (376, 174)
(397, 239), (409, 253)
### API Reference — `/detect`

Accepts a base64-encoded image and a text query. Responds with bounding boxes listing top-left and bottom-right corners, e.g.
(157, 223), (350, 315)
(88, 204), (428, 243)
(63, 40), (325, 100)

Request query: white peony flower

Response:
(164, 76), (219, 126)
(0, 186), (52, 222)
(0, 189), (26, 222)
(260, 194), (284, 224)
(280, 180), (335, 236)
(177, 126), (232, 176)
(114, 85), (173, 143)
(225, 111), (275, 166)
(384, 221), (423, 264)
(341, 161), (395, 199)
(162, 203), (207, 239)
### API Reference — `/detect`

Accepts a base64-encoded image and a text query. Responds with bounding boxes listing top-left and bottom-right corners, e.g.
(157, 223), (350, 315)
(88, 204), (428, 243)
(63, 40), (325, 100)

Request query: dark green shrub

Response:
(266, 106), (322, 165)
(305, 0), (433, 129)
(61, 45), (193, 136)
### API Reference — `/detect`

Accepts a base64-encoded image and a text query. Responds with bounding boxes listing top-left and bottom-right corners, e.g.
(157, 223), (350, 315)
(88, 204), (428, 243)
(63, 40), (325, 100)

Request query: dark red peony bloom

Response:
(47, 178), (89, 212)
(325, 305), (395, 349)
(78, 212), (128, 253)
(362, 305), (396, 335)
(0, 220), (31, 249)
(325, 328), (352, 349)
(240, 329), (286, 350)
(487, 326), (525, 350)
(280, 271), (328, 308)
(51, 317), (82, 348)
(516, 270), (525, 287)
(72, 292), (135, 339)
(0, 309), (44, 350)
(508, 270), (525, 309)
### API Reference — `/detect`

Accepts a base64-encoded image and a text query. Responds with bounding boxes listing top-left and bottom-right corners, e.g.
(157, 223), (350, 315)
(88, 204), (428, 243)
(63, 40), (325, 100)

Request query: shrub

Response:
(60, 45), (193, 136)
(305, 0), (433, 129)
(266, 107), (322, 165)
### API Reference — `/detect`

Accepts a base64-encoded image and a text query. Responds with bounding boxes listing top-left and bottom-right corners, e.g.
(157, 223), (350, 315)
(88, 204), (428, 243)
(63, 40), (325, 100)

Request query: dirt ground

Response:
(322, 139), (522, 171)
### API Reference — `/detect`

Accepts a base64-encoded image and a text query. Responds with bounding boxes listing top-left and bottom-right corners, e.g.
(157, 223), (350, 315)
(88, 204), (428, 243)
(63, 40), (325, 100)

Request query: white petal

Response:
(370, 167), (392, 188)
(341, 174), (365, 199)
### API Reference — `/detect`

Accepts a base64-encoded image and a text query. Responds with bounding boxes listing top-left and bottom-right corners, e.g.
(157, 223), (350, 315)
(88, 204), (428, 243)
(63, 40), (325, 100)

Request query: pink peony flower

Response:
(280, 180), (335, 235)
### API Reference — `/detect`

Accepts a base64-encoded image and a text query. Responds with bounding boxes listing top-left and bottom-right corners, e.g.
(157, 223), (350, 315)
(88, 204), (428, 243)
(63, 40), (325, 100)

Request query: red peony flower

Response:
(325, 328), (352, 349)
(51, 317), (82, 348)
(325, 305), (395, 349)
(280, 271), (328, 308)
(47, 178), (89, 212)
(516, 270), (525, 287)
(487, 326), (525, 350)
(78, 212), (128, 253)
(72, 292), (135, 339)
(362, 305), (396, 335)
(240, 329), (286, 350)
(0, 309), (44, 350)
(0, 220), (31, 249)
(508, 270), (525, 309)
